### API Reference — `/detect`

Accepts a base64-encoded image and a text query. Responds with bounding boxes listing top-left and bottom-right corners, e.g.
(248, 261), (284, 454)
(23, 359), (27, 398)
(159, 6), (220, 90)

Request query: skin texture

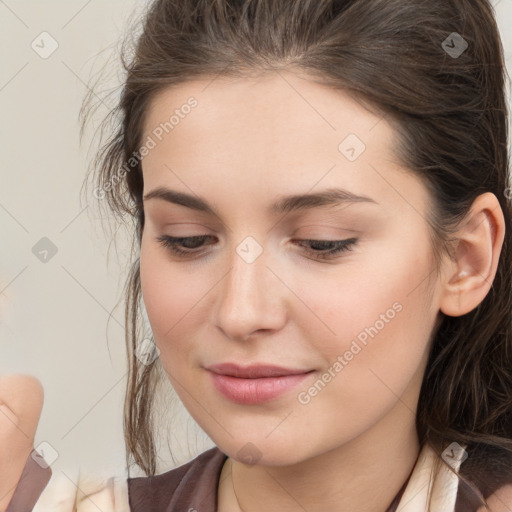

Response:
(0, 71), (506, 511)
(477, 485), (512, 512)
(138, 70), (505, 511)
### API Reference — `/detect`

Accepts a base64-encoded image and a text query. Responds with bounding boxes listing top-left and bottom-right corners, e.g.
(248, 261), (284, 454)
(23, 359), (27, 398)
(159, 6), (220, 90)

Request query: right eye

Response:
(156, 235), (214, 257)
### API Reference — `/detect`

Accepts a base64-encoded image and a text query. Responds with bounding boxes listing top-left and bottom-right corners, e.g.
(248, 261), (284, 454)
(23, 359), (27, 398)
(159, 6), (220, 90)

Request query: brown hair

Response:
(80, 0), (512, 502)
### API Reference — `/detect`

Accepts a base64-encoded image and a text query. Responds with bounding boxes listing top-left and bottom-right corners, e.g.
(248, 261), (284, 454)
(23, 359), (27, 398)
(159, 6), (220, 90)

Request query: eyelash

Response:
(155, 235), (358, 261)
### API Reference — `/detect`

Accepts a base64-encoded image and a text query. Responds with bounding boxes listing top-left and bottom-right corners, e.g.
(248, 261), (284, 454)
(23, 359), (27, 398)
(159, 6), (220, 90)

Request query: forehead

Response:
(142, 70), (391, 153)
(140, 71), (429, 219)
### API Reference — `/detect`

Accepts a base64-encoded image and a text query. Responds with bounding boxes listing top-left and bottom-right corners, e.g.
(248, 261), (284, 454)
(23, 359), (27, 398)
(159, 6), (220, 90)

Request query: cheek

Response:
(139, 237), (202, 364)
(295, 234), (436, 389)
(339, 262), (434, 404)
(295, 234), (434, 349)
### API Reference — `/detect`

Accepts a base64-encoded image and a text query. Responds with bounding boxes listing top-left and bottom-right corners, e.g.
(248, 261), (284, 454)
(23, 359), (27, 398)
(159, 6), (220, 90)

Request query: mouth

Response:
(205, 363), (315, 404)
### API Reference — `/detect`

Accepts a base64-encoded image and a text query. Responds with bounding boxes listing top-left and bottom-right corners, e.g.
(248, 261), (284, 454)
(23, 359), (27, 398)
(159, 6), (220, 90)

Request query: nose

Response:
(214, 242), (287, 342)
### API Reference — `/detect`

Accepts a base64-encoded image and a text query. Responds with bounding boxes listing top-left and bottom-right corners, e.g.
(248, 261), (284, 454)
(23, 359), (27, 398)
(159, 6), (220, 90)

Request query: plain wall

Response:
(1, 0), (511, 478)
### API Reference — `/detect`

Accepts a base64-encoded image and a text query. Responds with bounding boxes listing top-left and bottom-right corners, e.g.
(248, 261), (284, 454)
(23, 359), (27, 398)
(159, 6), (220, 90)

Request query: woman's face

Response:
(139, 71), (446, 466)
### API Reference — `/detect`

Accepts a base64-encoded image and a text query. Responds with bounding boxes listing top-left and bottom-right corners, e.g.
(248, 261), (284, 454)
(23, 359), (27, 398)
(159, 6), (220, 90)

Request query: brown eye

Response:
(293, 238), (358, 260)
(155, 235), (358, 261)
(156, 235), (215, 256)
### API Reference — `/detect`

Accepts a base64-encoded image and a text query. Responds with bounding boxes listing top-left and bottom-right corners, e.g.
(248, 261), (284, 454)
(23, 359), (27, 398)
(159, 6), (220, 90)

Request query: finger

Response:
(0, 374), (44, 510)
(0, 374), (44, 442)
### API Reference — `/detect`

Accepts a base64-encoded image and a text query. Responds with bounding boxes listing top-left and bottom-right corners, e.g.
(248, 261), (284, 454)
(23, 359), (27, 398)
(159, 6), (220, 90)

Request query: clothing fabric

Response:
(127, 446), (409, 512)
(6, 441), (512, 512)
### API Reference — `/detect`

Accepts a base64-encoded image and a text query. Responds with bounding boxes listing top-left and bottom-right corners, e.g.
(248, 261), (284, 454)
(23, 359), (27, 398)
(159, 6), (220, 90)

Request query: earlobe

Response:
(439, 192), (506, 318)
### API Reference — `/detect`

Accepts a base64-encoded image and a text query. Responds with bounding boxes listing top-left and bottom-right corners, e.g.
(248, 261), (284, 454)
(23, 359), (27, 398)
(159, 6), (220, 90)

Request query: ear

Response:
(439, 192), (506, 317)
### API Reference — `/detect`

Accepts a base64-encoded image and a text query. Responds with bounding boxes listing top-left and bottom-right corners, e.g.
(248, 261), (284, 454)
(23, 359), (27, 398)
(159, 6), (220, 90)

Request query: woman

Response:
(2, 0), (512, 510)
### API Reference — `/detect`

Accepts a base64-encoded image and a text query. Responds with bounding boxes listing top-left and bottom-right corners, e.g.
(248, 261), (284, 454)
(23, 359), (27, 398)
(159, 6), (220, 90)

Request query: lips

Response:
(205, 362), (312, 378)
(205, 363), (315, 404)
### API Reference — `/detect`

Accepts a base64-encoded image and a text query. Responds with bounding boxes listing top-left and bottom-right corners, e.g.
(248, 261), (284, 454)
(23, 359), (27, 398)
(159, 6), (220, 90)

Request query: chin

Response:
(213, 435), (312, 467)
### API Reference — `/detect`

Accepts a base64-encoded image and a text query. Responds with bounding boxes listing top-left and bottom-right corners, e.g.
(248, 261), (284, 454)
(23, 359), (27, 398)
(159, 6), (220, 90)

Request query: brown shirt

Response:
(127, 446), (410, 512)
(123, 442), (512, 511)
(7, 442), (512, 511)
(5, 450), (52, 512)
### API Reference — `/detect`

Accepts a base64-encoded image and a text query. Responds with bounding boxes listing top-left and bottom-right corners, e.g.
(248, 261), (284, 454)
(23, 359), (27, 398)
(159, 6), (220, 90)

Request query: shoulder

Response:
(128, 446), (228, 512)
(398, 442), (512, 512)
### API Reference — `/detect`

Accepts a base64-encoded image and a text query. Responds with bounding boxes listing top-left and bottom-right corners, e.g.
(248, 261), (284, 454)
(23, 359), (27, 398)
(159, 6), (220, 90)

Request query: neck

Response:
(218, 399), (421, 512)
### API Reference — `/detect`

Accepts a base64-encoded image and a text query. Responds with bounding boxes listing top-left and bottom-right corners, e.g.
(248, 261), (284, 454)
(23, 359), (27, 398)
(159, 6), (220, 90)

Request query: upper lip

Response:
(205, 363), (313, 378)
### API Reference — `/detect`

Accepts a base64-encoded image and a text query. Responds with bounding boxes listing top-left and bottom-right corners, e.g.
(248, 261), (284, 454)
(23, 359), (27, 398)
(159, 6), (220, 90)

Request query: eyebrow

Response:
(143, 186), (378, 216)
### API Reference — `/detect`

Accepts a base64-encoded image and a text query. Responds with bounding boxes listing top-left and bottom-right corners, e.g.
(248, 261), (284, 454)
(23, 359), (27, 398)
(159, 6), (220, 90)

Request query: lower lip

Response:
(208, 371), (314, 405)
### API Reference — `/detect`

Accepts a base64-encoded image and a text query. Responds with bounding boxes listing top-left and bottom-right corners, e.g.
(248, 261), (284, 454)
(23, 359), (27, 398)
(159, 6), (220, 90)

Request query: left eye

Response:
(292, 237), (358, 260)
(156, 235), (358, 260)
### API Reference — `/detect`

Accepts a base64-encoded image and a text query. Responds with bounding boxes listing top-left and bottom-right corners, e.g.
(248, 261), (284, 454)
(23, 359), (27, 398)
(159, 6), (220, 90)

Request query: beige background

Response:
(0, 0), (511, 479)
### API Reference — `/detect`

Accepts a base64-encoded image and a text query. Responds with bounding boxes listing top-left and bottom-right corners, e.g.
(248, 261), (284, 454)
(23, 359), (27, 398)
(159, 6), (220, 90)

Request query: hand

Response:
(0, 374), (44, 511)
